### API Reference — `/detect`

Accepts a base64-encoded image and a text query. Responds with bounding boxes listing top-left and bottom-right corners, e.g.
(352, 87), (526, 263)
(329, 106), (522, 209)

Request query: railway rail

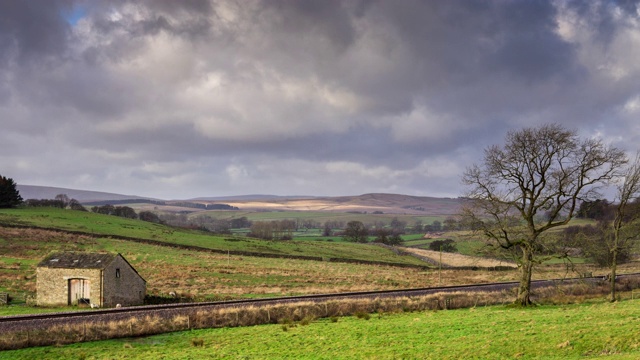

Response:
(2, 273), (637, 333)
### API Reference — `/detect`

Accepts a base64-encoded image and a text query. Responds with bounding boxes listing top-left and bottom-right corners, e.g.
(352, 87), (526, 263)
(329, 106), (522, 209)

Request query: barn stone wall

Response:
(102, 256), (146, 307)
(36, 267), (102, 306)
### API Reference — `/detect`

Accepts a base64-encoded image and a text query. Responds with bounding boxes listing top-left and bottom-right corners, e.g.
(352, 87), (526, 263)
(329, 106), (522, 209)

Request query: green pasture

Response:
(0, 224), (446, 316)
(194, 210), (444, 226)
(0, 208), (427, 266)
(5, 298), (640, 359)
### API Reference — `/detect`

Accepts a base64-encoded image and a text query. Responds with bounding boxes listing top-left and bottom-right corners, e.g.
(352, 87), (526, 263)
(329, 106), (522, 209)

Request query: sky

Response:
(2, 0), (640, 200)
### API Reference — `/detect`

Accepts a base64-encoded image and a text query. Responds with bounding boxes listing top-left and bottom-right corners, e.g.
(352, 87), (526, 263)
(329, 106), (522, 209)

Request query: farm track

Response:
(2, 273), (636, 334)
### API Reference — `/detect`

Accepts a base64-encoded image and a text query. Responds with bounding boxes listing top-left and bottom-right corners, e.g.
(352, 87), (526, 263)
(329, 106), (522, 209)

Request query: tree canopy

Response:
(462, 124), (626, 306)
(0, 175), (22, 208)
(343, 221), (369, 243)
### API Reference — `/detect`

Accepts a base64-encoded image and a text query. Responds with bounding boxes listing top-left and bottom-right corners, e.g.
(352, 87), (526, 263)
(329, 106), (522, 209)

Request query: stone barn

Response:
(37, 252), (146, 307)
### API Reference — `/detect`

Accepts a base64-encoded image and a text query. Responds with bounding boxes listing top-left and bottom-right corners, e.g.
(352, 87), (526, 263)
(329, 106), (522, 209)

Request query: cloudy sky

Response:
(2, 0), (640, 200)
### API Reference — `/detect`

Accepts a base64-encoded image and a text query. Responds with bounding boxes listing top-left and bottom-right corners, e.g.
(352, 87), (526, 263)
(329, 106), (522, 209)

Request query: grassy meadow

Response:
(0, 226), (533, 316)
(2, 206), (640, 358)
(2, 223), (618, 317)
(191, 209), (443, 226)
(0, 207), (623, 312)
(4, 298), (640, 359)
(0, 208), (427, 266)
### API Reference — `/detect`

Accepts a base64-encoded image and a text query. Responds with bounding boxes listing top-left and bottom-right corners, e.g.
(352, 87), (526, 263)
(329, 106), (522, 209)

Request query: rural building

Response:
(36, 252), (146, 307)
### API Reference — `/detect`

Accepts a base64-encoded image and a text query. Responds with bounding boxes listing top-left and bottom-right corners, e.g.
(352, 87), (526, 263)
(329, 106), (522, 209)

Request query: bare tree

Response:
(54, 193), (70, 208)
(343, 221), (369, 243)
(462, 124), (626, 306)
(606, 152), (640, 302)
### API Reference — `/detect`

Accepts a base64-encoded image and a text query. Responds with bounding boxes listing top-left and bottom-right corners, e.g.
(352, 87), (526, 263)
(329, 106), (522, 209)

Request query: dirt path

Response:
(400, 247), (516, 268)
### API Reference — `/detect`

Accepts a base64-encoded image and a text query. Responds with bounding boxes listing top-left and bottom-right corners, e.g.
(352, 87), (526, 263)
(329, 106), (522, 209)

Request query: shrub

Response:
(428, 239), (457, 253)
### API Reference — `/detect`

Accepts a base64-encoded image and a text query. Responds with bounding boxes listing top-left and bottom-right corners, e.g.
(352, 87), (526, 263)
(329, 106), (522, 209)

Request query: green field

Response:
(2, 206), (638, 358)
(193, 210), (444, 226)
(4, 299), (640, 359)
(6, 225), (522, 314)
(0, 208), (427, 266)
(0, 207), (614, 310)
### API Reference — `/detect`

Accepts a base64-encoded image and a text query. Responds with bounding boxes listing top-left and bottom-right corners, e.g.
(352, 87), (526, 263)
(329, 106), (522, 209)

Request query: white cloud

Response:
(623, 95), (640, 113)
(388, 104), (462, 143)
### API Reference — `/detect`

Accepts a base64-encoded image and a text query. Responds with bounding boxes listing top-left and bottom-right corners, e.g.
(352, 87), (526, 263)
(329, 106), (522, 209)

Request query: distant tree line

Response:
(248, 220), (296, 240)
(24, 194), (88, 211)
(91, 204), (138, 219)
(84, 199), (238, 211)
(159, 214), (252, 234)
(340, 220), (404, 245)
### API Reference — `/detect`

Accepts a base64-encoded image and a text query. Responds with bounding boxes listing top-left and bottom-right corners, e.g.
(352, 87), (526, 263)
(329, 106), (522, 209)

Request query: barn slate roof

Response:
(37, 252), (117, 269)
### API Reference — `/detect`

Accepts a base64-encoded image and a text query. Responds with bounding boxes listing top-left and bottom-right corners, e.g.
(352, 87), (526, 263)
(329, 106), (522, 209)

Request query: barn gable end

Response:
(102, 255), (147, 307)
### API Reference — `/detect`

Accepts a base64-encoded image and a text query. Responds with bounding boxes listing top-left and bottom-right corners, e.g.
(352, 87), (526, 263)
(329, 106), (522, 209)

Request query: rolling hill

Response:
(16, 185), (156, 203)
(16, 185), (465, 215)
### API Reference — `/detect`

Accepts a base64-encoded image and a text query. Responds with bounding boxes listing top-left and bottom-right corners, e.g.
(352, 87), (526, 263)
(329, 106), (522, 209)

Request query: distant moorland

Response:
(17, 185), (465, 215)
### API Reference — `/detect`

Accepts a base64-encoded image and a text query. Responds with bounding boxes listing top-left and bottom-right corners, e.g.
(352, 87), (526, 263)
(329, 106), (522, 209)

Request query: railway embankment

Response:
(1, 274), (638, 350)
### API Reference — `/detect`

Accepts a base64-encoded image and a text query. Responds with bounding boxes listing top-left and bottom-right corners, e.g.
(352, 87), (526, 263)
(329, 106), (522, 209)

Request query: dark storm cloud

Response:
(0, 0), (72, 65)
(482, 1), (581, 82)
(259, 0), (361, 52)
(88, 0), (213, 40)
(366, 1), (583, 115)
(1, 0), (640, 198)
(565, 0), (640, 45)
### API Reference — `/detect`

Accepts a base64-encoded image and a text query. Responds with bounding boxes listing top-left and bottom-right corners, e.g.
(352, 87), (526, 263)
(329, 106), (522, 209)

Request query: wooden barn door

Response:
(68, 279), (90, 305)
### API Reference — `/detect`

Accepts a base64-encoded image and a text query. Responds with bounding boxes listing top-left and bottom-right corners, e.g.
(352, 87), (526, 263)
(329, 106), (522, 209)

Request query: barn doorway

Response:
(68, 278), (90, 305)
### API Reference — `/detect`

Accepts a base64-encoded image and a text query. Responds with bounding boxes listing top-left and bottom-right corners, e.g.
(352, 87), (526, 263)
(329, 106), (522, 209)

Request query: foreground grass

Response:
(4, 299), (640, 359)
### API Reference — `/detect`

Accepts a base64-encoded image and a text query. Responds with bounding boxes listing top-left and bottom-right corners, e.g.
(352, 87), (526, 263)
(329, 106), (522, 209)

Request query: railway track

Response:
(2, 273), (636, 331)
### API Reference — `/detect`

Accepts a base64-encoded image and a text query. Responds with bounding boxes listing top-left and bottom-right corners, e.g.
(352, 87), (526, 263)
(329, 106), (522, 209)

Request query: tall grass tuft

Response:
(190, 338), (204, 347)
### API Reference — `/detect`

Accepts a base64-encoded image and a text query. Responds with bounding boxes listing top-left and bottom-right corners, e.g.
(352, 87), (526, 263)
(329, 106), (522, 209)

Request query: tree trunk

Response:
(516, 246), (534, 306)
(610, 247), (618, 302)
